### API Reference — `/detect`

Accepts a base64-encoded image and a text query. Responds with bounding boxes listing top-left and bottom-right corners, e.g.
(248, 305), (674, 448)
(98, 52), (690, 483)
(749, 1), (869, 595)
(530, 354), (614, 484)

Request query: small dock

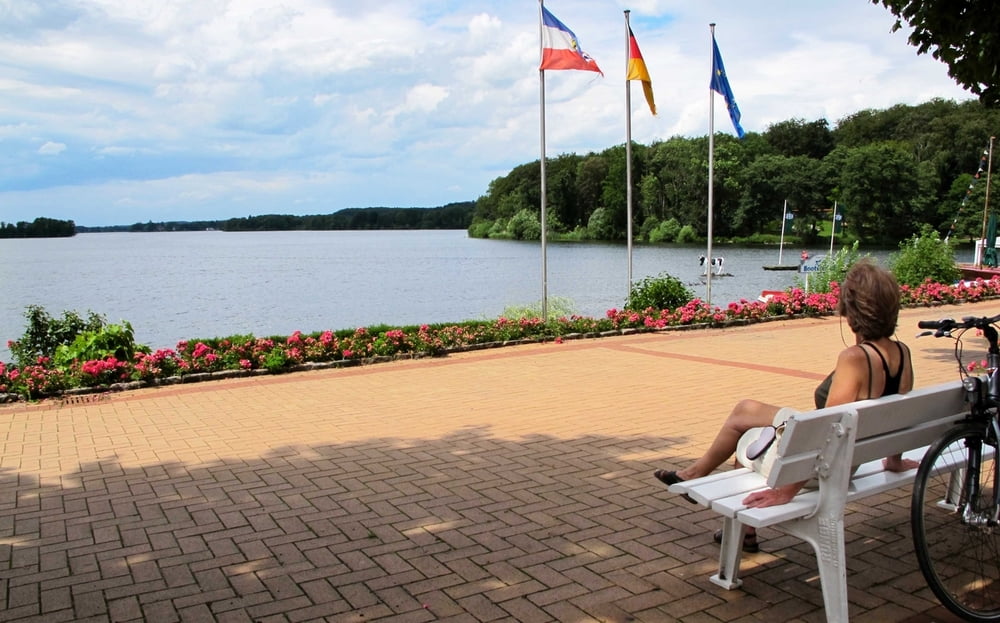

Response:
(959, 263), (1000, 281)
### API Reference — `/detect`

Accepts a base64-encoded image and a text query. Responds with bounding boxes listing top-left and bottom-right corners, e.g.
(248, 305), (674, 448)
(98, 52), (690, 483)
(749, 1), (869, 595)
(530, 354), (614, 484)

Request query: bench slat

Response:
(851, 415), (965, 465)
(853, 380), (965, 439)
(719, 448), (930, 528)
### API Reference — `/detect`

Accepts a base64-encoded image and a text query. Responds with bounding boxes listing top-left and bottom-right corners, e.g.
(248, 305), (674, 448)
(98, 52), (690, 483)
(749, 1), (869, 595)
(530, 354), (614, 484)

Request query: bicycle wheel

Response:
(911, 424), (1000, 622)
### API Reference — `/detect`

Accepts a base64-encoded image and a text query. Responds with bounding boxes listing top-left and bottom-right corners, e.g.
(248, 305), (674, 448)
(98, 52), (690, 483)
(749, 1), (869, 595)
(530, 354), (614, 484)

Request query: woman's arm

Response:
(740, 346), (867, 508)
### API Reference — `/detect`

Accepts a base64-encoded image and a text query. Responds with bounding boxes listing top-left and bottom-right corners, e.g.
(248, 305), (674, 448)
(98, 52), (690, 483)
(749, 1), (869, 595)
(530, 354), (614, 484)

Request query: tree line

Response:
(0, 217), (76, 238)
(469, 99), (1000, 247)
(73, 202), (476, 233)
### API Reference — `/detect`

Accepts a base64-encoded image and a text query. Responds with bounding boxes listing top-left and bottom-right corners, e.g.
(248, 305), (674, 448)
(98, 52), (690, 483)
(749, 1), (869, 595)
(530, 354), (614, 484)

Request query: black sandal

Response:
(714, 529), (760, 553)
(653, 469), (697, 504)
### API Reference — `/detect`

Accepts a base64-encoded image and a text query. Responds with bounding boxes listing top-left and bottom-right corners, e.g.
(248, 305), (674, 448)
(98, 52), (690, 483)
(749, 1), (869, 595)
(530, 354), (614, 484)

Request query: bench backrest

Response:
(767, 380), (967, 488)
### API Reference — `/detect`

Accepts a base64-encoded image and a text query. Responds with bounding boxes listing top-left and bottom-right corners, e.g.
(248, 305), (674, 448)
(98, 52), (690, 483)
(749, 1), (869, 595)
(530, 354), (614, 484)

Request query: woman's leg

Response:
(675, 399), (780, 480)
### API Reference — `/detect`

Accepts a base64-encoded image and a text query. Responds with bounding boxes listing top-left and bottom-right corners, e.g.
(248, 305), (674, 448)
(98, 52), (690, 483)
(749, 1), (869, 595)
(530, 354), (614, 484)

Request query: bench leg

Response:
(940, 467), (964, 510)
(709, 517), (744, 590)
(784, 515), (849, 623)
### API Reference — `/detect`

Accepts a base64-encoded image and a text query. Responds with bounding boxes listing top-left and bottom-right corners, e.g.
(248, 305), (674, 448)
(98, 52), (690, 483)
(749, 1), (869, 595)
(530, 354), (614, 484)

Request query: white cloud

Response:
(37, 141), (66, 155)
(402, 83), (449, 113)
(0, 0), (975, 226)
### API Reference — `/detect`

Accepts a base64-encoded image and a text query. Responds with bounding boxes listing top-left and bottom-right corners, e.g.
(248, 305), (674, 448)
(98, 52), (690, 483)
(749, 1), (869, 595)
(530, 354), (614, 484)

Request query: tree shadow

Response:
(0, 426), (943, 622)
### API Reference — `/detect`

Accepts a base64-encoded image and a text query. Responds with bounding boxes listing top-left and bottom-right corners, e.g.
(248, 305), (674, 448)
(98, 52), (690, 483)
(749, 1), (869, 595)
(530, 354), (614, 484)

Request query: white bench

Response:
(669, 380), (970, 623)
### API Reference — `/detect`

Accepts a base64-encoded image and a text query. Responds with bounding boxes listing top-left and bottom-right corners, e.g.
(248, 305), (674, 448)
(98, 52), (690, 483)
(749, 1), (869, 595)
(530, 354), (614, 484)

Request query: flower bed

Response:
(2, 277), (998, 403)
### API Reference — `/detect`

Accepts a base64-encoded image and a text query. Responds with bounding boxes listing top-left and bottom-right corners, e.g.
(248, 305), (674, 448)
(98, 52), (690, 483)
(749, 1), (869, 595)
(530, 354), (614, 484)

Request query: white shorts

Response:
(735, 406), (799, 477)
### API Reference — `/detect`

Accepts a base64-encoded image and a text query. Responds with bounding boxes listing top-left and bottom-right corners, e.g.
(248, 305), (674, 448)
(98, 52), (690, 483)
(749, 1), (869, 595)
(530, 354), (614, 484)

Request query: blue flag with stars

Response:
(710, 35), (745, 139)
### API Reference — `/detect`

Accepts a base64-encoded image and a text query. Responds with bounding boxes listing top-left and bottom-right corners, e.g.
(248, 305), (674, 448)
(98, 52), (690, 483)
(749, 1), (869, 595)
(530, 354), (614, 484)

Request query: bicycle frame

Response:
(920, 317), (1000, 523)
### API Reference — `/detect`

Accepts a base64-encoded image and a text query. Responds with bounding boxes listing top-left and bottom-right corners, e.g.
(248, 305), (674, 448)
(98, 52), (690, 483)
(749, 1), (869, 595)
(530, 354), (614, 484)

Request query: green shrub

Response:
(675, 225), (697, 243)
(587, 207), (616, 241)
(638, 216), (659, 242)
(507, 208), (541, 241)
(487, 219), (509, 239)
(468, 220), (492, 238)
(8, 305), (107, 367)
(649, 218), (681, 244)
(625, 273), (694, 311)
(53, 321), (146, 370)
(889, 225), (960, 287)
(500, 297), (575, 320)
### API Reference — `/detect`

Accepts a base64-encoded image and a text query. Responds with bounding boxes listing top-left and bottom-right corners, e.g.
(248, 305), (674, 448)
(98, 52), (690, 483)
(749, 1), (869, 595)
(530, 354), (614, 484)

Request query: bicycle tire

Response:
(911, 423), (1000, 622)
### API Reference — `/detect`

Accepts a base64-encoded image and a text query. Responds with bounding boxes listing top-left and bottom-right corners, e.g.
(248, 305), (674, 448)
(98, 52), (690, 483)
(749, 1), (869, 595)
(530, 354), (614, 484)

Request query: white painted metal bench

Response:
(669, 380), (970, 623)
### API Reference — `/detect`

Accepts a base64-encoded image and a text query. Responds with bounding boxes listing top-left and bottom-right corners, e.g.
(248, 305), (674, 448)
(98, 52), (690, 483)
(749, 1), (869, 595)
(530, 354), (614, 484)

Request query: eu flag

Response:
(710, 35), (745, 139)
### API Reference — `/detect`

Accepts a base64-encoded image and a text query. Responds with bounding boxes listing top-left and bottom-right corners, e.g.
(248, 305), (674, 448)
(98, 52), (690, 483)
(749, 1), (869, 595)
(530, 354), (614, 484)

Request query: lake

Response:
(0, 230), (951, 362)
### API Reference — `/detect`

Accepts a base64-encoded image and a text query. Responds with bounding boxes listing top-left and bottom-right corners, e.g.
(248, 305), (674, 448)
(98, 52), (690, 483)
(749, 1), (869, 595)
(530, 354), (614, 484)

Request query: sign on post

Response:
(799, 254), (825, 273)
(800, 254), (825, 292)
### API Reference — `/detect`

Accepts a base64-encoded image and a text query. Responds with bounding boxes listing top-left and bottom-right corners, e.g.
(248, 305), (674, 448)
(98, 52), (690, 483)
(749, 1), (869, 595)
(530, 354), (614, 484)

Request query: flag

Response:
(710, 34), (745, 138)
(627, 26), (656, 115)
(540, 6), (602, 74)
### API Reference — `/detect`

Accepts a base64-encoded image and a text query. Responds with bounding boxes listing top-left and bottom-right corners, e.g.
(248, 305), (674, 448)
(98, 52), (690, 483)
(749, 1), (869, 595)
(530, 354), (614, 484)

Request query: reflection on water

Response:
(0, 231), (963, 360)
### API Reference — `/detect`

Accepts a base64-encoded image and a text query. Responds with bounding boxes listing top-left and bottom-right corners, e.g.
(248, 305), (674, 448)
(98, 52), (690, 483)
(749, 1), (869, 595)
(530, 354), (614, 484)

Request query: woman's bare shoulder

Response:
(836, 343), (869, 366)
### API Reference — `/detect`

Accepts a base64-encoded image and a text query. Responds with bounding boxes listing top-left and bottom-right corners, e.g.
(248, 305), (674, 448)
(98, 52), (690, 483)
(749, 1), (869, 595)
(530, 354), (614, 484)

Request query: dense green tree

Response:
(764, 118), (834, 159)
(838, 142), (921, 244)
(575, 155), (609, 226)
(469, 98), (997, 246)
(873, 0), (1000, 106)
(545, 153), (583, 231)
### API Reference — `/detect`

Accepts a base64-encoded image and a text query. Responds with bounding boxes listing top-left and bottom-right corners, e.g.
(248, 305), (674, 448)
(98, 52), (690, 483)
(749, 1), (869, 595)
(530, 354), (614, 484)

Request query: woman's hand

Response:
(883, 454), (920, 472)
(742, 484), (798, 508)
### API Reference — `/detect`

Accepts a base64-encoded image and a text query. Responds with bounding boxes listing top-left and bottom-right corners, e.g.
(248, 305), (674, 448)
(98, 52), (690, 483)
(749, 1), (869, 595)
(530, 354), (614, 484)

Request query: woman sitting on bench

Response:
(653, 258), (918, 551)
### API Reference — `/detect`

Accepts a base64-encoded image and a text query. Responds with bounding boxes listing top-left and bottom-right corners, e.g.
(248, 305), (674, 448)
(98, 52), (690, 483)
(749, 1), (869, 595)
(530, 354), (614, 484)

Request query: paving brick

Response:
(0, 304), (981, 623)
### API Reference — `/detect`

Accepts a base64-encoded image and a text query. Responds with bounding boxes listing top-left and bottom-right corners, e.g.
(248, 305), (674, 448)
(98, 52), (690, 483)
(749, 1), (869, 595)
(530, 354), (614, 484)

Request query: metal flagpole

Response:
(706, 23), (716, 306)
(979, 136), (997, 268)
(624, 10), (634, 296)
(778, 199), (787, 265)
(538, 0), (549, 320)
(829, 201), (837, 255)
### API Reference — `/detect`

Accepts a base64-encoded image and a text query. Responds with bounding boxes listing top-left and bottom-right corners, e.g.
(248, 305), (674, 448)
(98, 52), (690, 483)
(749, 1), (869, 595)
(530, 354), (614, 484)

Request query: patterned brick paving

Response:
(0, 302), (986, 622)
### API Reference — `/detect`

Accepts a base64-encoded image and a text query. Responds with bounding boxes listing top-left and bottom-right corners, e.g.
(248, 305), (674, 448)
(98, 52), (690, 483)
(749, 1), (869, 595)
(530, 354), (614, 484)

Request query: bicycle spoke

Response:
(913, 426), (1000, 622)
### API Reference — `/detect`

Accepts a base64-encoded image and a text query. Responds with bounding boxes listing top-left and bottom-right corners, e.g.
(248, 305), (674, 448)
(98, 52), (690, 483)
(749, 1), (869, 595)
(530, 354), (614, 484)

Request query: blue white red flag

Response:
(539, 6), (602, 74)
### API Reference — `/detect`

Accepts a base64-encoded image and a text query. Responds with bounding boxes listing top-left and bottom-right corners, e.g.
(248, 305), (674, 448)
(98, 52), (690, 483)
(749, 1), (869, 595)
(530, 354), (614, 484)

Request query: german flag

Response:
(627, 27), (656, 115)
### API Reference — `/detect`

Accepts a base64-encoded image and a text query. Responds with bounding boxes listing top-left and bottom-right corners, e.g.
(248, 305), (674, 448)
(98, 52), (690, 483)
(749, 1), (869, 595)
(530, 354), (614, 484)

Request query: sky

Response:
(0, 1), (976, 227)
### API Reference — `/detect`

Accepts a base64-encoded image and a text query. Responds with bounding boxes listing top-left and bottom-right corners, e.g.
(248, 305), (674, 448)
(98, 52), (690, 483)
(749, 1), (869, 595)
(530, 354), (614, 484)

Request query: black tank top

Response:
(813, 341), (906, 408)
(863, 341), (905, 397)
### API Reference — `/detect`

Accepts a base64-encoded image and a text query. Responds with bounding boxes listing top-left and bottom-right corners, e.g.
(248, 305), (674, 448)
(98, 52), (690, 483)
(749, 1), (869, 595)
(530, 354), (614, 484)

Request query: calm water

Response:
(0, 231), (943, 362)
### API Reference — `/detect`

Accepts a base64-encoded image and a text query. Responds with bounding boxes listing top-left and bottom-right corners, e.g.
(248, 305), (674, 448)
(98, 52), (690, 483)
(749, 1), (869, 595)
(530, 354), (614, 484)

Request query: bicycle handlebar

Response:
(917, 313), (1000, 355)
(917, 314), (1000, 333)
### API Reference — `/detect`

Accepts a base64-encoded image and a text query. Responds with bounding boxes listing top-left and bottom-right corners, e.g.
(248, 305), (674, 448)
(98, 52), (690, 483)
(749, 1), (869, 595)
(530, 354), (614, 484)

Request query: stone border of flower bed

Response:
(0, 312), (814, 405)
(1, 277), (997, 405)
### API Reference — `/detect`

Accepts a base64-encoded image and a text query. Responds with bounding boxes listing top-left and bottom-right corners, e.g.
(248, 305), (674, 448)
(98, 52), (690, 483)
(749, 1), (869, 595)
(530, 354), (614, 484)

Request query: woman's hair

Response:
(837, 258), (900, 340)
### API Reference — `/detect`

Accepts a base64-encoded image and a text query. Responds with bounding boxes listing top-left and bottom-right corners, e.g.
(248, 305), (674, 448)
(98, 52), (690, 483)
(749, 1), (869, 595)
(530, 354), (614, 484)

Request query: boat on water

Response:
(762, 264), (797, 271)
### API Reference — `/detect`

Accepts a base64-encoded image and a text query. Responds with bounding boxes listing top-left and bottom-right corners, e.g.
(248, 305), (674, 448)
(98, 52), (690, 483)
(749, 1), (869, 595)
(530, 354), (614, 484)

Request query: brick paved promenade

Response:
(1, 302), (991, 622)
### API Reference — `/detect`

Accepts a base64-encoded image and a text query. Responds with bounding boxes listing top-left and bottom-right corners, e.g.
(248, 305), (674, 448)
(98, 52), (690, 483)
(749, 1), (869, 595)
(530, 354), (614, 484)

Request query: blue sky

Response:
(0, 0), (974, 227)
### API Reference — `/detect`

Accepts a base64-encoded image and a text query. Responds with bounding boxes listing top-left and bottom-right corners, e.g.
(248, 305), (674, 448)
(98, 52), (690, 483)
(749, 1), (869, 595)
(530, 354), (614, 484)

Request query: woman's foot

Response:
(713, 529), (759, 553)
(653, 469), (696, 504)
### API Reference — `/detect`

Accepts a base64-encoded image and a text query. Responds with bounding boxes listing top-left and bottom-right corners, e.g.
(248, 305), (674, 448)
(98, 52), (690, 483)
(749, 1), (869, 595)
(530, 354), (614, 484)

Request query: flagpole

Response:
(624, 10), (634, 296)
(706, 23), (716, 306)
(829, 201), (837, 255)
(982, 136), (995, 268)
(538, 0), (549, 320)
(778, 199), (787, 265)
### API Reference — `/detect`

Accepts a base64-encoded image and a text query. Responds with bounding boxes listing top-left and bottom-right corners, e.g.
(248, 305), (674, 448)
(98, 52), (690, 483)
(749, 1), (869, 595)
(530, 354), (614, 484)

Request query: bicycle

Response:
(913, 314), (1000, 622)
